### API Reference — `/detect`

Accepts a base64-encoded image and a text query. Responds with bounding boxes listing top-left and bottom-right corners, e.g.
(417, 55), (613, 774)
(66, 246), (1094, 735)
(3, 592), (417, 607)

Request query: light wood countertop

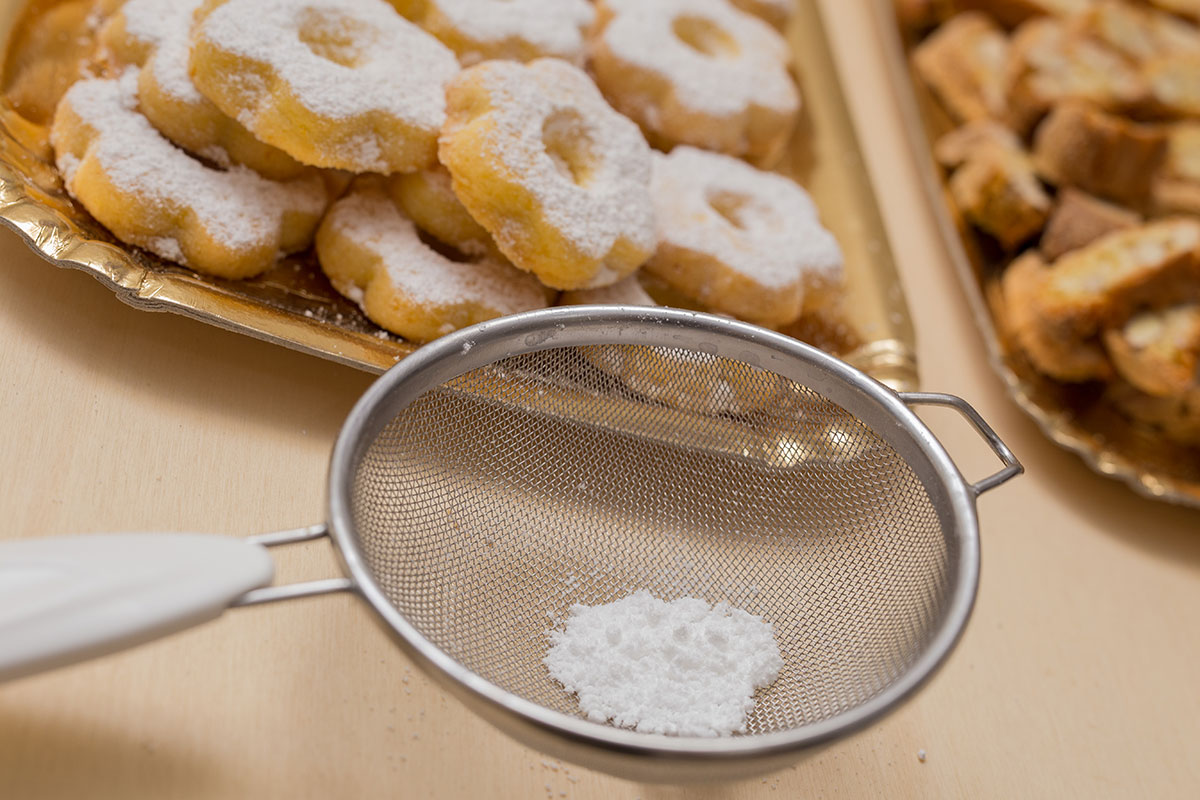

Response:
(1, 2), (1197, 797)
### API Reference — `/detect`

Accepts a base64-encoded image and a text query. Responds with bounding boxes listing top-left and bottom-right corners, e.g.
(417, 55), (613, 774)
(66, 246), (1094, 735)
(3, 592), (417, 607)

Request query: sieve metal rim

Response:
(325, 305), (982, 764)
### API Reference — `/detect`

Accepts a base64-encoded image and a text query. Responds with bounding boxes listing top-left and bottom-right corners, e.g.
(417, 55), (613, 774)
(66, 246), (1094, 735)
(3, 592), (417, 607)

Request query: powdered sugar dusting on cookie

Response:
(193, 0), (459, 126)
(791, 226), (845, 287)
(117, 0), (303, 176)
(116, 0), (192, 54)
(139, 0), (208, 107)
(147, 235), (185, 263)
(51, 72), (327, 264)
(453, 59), (655, 265)
(560, 274), (655, 306)
(651, 146), (843, 291)
(419, 0), (594, 65)
(598, 0), (797, 117)
(321, 183), (547, 317)
(57, 152), (80, 182)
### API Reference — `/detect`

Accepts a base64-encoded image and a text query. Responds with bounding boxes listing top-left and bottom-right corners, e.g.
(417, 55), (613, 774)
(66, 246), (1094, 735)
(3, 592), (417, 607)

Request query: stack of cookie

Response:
(910, 0), (1200, 445)
(40, 0), (847, 348)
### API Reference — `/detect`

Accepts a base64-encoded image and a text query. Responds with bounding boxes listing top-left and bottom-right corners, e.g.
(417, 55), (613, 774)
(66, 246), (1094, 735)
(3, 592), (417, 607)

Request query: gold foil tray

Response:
(878, 2), (1200, 508)
(0, 0), (917, 389)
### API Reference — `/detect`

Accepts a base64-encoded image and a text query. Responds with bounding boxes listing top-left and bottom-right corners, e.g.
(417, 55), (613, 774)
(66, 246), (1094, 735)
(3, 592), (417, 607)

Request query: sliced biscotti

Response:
(1034, 217), (1200, 328)
(1108, 379), (1200, 445)
(1147, 0), (1200, 23)
(1070, 1), (1200, 65)
(947, 138), (1050, 249)
(934, 119), (1023, 168)
(1151, 122), (1200, 215)
(914, 12), (1009, 122)
(1001, 250), (1112, 380)
(1104, 304), (1200, 397)
(1068, 3), (1200, 122)
(1148, 0), (1200, 23)
(1004, 17), (1146, 135)
(1040, 187), (1141, 261)
(1153, 180), (1200, 217)
(1031, 101), (1167, 206)
(1142, 54), (1200, 119)
(1162, 123), (1200, 183)
(1153, 123), (1200, 214)
(1002, 218), (1200, 381)
(957, 0), (1090, 29)
(935, 120), (1049, 249)
(896, 0), (956, 34)
(1069, 2), (1200, 118)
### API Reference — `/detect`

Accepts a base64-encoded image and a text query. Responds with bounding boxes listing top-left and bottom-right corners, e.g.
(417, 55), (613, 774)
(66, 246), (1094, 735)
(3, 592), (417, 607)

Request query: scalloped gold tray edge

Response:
(0, 158), (415, 374)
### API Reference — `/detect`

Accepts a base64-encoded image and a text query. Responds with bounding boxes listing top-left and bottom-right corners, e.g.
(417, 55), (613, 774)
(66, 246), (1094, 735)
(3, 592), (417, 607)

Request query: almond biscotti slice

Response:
(1104, 304), (1200, 398)
(1004, 17), (1146, 135)
(1142, 54), (1200, 119)
(914, 12), (1009, 123)
(1147, 0), (1200, 23)
(1153, 180), (1200, 216)
(1038, 218), (1200, 328)
(1148, 0), (1200, 22)
(1163, 122), (1200, 182)
(1001, 250), (1112, 380)
(934, 121), (1049, 249)
(1003, 218), (1200, 381)
(1040, 187), (1141, 261)
(1153, 123), (1200, 214)
(934, 120), (1023, 168)
(1107, 379), (1200, 445)
(1070, 0), (1200, 65)
(948, 139), (1050, 249)
(1031, 101), (1166, 206)
(896, 0), (955, 34)
(957, 0), (1090, 29)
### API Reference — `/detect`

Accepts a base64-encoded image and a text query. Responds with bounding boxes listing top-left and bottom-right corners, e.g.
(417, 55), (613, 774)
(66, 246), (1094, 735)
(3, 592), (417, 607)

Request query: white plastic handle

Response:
(0, 533), (273, 682)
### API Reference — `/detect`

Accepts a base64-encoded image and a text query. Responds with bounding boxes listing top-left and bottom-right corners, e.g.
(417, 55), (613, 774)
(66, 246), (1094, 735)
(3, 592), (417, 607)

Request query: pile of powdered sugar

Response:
(544, 591), (783, 738)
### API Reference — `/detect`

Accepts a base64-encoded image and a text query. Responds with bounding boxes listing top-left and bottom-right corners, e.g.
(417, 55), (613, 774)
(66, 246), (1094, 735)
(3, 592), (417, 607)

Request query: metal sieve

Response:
(0, 306), (1020, 783)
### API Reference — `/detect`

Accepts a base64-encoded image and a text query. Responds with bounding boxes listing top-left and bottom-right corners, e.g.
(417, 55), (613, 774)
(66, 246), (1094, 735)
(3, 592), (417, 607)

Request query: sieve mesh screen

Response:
(348, 344), (953, 736)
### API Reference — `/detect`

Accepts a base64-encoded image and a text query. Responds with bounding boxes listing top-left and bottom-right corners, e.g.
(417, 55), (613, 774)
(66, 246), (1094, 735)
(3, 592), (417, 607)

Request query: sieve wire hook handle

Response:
(899, 392), (1023, 496)
(235, 524), (355, 606)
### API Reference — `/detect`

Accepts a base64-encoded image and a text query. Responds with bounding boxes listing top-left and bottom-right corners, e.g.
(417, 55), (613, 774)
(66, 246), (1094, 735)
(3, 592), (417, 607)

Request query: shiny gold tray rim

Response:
(0, 0), (917, 388)
(0, 154), (418, 373)
(874, 0), (1200, 509)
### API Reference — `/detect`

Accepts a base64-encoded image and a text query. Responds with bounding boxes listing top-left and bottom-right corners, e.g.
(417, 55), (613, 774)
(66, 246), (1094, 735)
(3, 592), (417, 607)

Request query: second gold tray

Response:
(877, 0), (1200, 508)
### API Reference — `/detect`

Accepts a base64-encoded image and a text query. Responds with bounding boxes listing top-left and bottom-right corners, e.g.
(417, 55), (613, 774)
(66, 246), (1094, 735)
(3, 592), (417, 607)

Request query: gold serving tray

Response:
(877, 1), (1200, 508)
(0, 0), (917, 389)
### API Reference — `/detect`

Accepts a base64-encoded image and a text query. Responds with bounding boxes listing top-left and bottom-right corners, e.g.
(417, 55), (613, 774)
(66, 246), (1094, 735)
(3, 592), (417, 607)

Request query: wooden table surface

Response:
(2, 2), (1198, 798)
